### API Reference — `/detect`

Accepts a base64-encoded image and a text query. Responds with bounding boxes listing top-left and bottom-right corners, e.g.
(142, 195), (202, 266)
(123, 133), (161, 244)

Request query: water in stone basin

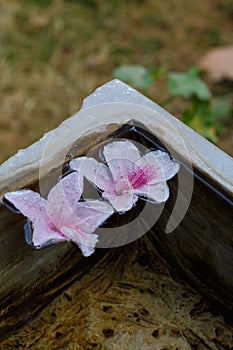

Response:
(0, 123), (232, 348)
(2, 123), (233, 281)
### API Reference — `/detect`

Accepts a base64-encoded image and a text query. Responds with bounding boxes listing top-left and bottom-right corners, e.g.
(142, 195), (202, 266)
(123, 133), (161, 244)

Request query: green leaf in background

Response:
(168, 67), (211, 101)
(182, 99), (213, 123)
(113, 65), (155, 89)
(182, 99), (218, 143)
(149, 66), (166, 79)
(112, 64), (231, 145)
(212, 96), (232, 122)
(188, 115), (218, 143)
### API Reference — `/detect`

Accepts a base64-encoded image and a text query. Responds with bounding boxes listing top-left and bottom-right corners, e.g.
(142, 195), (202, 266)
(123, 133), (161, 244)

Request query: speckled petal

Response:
(134, 182), (169, 203)
(4, 190), (47, 221)
(4, 190), (66, 248)
(71, 199), (114, 234)
(103, 190), (137, 212)
(61, 226), (98, 257)
(103, 140), (141, 182)
(136, 150), (180, 184)
(46, 172), (83, 228)
(70, 157), (113, 192)
(32, 219), (66, 248)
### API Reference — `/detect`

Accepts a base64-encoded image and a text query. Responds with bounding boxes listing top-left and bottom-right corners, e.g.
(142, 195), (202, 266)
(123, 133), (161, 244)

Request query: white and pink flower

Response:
(4, 172), (113, 256)
(4, 140), (180, 256)
(70, 140), (180, 212)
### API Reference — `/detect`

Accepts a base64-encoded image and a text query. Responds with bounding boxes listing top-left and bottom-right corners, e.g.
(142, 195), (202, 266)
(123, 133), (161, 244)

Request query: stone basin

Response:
(0, 80), (232, 349)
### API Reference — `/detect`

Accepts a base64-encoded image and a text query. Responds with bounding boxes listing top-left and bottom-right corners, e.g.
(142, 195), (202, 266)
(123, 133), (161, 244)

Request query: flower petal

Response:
(32, 219), (66, 248)
(136, 150), (180, 184)
(134, 182), (169, 203)
(71, 199), (114, 234)
(70, 157), (113, 192)
(4, 190), (66, 248)
(4, 190), (47, 221)
(46, 172), (83, 228)
(60, 198), (114, 255)
(103, 190), (137, 212)
(60, 226), (98, 257)
(103, 140), (141, 182)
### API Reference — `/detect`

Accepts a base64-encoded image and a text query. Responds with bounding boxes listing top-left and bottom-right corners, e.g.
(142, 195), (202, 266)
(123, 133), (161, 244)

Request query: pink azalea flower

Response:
(70, 140), (180, 212)
(4, 172), (113, 257)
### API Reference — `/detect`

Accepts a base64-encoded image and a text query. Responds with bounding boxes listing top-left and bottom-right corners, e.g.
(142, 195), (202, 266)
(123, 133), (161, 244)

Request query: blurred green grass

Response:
(0, 0), (232, 162)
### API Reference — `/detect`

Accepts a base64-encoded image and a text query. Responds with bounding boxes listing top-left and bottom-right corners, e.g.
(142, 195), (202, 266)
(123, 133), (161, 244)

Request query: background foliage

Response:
(0, 0), (232, 162)
(114, 65), (232, 143)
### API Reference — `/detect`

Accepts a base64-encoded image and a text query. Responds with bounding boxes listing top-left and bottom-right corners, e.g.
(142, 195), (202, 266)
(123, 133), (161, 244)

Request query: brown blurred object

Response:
(199, 45), (233, 82)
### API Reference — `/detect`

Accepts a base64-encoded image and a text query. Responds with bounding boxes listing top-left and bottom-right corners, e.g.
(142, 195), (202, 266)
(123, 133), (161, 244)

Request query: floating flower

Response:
(4, 172), (113, 256)
(70, 140), (180, 212)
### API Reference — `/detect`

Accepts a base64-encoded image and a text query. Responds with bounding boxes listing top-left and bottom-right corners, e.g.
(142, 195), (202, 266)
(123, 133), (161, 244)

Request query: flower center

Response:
(128, 166), (151, 188)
